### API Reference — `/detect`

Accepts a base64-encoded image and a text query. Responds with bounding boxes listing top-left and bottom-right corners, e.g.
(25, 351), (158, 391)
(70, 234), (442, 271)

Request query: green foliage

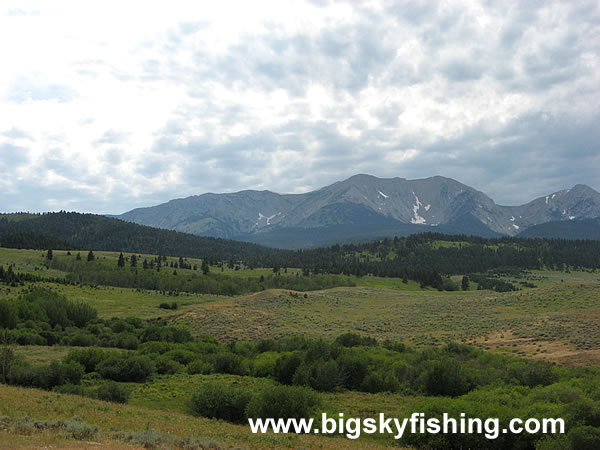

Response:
(334, 333), (377, 347)
(96, 355), (155, 382)
(64, 417), (98, 440)
(95, 381), (130, 403)
(424, 358), (474, 397)
(567, 426), (600, 449)
(189, 382), (252, 423)
(212, 352), (246, 375)
(360, 369), (400, 393)
(245, 385), (321, 420)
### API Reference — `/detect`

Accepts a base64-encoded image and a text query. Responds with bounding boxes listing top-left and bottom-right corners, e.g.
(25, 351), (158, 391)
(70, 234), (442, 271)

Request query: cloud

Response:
(0, 0), (598, 215)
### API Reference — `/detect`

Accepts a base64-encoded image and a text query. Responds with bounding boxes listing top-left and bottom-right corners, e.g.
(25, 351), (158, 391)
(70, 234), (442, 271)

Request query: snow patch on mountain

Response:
(257, 212), (279, 225)
(410, 192), (426, 224)
(377, 190), (388, 199)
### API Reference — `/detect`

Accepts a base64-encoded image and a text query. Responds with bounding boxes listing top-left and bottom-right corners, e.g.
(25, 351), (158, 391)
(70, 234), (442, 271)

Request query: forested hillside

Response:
(1, 213), (599, 293)
(0, 212), (281, 262)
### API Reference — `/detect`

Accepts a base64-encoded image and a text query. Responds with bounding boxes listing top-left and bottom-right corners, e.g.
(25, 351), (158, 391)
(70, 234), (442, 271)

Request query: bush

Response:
(187, 359), (213, 375)
(64, 347), (109, 373)
(274, 352), (303, 385)
(96, 381), (130, 403)
(115, 333), (139, 350)
(64, 331), (97, 347)
(246, 385), (321, 420)
(335, 333), (377, 348)
(36, 361), (84, 389)
(64, 417), (98, 440)
(140, 325), (192, 343)
(213, 352), (246, 375)
(155, 355), (184, 375)
(514, 361), (558, 388)
(189, 382), (252, 423)
(53, 383), (85, 396)
(307, 360), (346, 392)
(96, 355), (155, 382)
(568, 425), (600, 449)
(124, 425), (167, 449)
(163, 349), (198, 366)
(360, 370), (400, 393)
(424, 359), (473, 397)
(337, 353), (369, 390)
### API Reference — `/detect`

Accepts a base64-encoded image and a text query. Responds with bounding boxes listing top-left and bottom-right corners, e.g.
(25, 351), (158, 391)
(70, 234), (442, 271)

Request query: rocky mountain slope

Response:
(115, 175), (600, 248)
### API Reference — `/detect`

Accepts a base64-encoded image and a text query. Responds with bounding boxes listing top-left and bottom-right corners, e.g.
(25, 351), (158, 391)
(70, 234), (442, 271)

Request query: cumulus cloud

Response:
(0, 0), (598, 214)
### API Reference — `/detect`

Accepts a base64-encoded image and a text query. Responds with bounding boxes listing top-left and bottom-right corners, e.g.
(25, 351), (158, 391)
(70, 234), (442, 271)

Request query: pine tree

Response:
(117, 253), (125, 268)
(461, 276), (470, 291)
(46, 249), (53, 260)
(131, 254), (137, 267)
(201, 260), (209, 275)
(87, 251), (95, 262)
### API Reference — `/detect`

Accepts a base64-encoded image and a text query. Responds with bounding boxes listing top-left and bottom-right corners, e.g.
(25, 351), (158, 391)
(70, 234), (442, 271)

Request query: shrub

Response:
(140, 325), (192, 343)
(96, 355), (155, 382)
(96, 381), (130, 403)
(337, 353), (369, 390)
(568, 425), (600, 449)
(155, 355), (184, 375)
(65, 331), (97, 347)
(308, 360), (346, 392)
(335, 333), (377, 348)
(125, 425), (167, 449)
(64, 417), (98, 440)
(163, 349), (198, 366)
(360, 370), (400, 393)
(424, 359), (473, 397)
(246, 385), (321, 420)
(274, 352), (303, 385)
(138, 341), (172, 355)
(213, 352), (246, 375)
(53, 383), (85, 396)
(36, 361), (84, 389)
(115, 333), (139, 350)
(514, 361), (558, 388)
(64, 347), (109, 373)
(189, 383), (252, 423)
(187, 359), (213, 375)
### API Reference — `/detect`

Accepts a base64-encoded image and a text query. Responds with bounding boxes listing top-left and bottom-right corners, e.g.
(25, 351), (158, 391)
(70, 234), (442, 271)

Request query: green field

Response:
(2, 246), (600, 448)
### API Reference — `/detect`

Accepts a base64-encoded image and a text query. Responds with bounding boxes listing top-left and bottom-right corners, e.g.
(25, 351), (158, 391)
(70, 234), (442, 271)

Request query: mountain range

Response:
(114, 175), (600, 248)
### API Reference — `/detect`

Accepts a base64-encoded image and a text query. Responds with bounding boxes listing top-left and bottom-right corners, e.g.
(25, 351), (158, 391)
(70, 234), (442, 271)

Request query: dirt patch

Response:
(470, 330), (600, 367)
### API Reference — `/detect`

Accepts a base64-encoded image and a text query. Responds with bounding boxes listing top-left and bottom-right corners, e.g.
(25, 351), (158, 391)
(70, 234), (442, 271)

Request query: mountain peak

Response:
(114, 175), (600, 248)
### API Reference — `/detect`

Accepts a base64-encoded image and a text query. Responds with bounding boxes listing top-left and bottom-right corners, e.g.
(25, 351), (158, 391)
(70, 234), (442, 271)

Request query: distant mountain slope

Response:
(0, 212), (282, 260)
(114, 174), (600, 248)
(518, 217), (600, 240)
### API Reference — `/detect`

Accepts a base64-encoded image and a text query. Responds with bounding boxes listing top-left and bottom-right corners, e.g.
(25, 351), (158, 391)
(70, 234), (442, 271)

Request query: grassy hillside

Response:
(0, 384), (375, 448)
(2, 244), (600, 448)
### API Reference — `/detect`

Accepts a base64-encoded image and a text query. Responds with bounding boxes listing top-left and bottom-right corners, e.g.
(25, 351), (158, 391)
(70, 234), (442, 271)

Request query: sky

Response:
(1, 0), (599, 214)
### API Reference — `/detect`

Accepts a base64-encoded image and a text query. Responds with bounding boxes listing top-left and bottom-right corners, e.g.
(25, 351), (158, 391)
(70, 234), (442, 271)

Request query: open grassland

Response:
(2, 246), (600, 367)
(0, 282), (226, 320)
(172, 280), (600, 367)
(0, 384), (383, 449)
(129, 373), (422, 424)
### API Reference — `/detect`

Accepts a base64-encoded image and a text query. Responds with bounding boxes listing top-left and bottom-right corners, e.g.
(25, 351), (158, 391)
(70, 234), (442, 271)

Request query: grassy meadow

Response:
(1, 246), (600, 447)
